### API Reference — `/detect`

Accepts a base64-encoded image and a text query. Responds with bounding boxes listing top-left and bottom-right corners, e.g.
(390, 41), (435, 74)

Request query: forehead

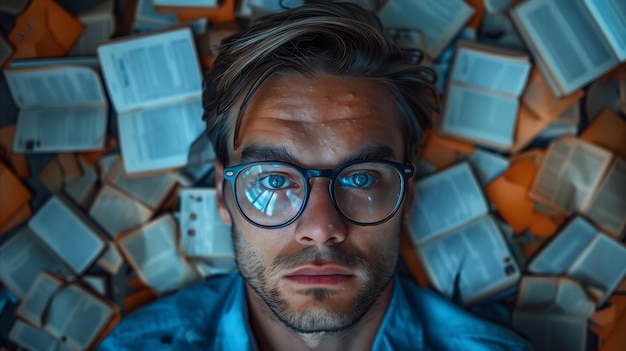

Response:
(234, 73), (405, 167)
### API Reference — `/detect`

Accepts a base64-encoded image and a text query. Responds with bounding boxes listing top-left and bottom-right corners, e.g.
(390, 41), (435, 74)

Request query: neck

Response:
(246, 282), (393, 351)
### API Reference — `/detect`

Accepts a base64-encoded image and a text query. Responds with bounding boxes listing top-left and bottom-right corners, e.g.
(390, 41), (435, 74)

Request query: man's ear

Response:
(215, 162), (232, 226)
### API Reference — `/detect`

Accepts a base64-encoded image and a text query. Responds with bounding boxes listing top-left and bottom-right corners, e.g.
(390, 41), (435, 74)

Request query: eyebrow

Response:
(240, 144), (397, 166)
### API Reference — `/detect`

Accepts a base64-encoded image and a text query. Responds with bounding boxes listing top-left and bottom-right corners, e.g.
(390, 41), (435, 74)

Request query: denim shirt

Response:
(96, 273), (530, 350)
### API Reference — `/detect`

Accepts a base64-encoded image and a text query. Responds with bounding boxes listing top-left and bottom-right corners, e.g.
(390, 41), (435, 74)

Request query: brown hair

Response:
(202, 1), (438, 165)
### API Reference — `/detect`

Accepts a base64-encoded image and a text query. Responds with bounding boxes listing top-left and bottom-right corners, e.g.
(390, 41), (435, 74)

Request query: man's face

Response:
(216, 73), (413, 334)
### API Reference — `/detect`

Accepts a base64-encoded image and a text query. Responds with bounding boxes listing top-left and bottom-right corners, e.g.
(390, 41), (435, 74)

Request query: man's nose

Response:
(293, 179), (347, 246)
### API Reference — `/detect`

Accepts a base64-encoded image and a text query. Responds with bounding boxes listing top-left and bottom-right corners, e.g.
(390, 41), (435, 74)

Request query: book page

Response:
(529, 138), (613, 214)
(64, 156), (98, 208)
(117, 215), (200, 293)
(0, 227), (73, 298)
(513, 309), (587, 351)
(583, 0), (626, 60)
(528, 216), (597, 275)
(96, 241), (124, 274)
(68, 0), (115, 56)
(89, 184), (153, 238)
(4, 66), (106, 108)
(44, 284), (115, 351)
(451, 41), (531, 96)
(581, 157), (626, 237)
(417, 215), (520, 305)
(116, 98), (205, 174)
(511, 0), (618, 96)
(28, 196), (106, 275)
(441, 84), (518, 149)
(97, 27), (202, 112)
(465, 148), (509, 186)
(515, 276), (558, 310)
(15, 272), (63, 328)
(9, 320), (66, 351)
(408, 162), (489, 244)
(568, 234), (626, 306)
(8, 56), (100, 70)
(12, 106), (108, 153)
(179, 188), (234, 258)
(107, 162), (178, 209)
(378, 0), (474, 59)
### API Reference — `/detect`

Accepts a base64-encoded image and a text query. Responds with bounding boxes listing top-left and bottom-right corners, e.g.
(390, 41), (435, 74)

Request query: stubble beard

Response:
(231, 223), (400, 335)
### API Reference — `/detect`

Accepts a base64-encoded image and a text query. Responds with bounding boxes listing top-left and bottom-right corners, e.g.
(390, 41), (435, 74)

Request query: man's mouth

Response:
(284, 265), (354, 286)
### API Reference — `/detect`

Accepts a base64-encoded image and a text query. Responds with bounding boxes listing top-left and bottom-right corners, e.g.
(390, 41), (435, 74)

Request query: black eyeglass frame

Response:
(223, 159), (415, 229)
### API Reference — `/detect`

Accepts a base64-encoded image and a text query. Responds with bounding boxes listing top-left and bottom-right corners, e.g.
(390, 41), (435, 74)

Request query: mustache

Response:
(271, 245), (368, 273)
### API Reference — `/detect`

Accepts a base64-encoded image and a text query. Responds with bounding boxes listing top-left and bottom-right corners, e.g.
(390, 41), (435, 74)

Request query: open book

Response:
(116, 214), (200, 293)
(529, 137), (625, 237)
(179, 188), (236, 272)
(11, 271), (117, 351)
(378, 0), (474, 59)
(528, 216), (626, 306)
(97, 26), (206, 174)
(513, 276), (596, 351)
(407, 161), (521, 305)
(439, 40), (531, 150)
(4, 65), (108, 153)
(511, 0), (626, 97)
(0, 226), (74, 299)
(28, 195), (107, 275)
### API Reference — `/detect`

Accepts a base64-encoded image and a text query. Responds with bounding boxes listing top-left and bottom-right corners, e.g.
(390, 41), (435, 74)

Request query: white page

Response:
(511, 0), (618, 96)
(96, 241), (124, 274)
(28, 196), (105, 275)
(0, 227), (73, 298)
(409, 162), (489, 244)
(9, 320), (61, 351)
(65, 156), (99, 208)
(179, 188), (234, 258)
(16, 272), (63, 328)
(116, 98), (205, 174)
(582, 157), (626, 237)
(44, 284), (114, 351)
(451, 43), (531, 96)
(13, 106), (107, 153)
(442, 84), (518, 148)
(118, 215), (199, 293)
(107, 162), (178, 209)
(583, 0), (626, 60)
(89, 184), (153, 238)
(418, 215), (520, 305)
(530, 138), (612, 214)
(97, 27), (202, 112)
(4, 66), (106, 108)
(378, 0), (474, 59)
(528, 216), (597, 275)
(568, 234), (626, 305)
(515, 276), (558, 310)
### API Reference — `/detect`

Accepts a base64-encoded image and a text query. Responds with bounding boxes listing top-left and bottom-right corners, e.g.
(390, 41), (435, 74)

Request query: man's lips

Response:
(284, 265), (354, 285)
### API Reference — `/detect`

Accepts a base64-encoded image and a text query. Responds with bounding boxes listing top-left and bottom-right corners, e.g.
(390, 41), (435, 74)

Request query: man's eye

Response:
(259, 174), (291, 189)
(339, 173), (376, 188)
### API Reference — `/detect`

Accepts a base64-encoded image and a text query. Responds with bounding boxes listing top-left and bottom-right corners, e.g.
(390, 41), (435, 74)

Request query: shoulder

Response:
(390, 275), (530, 351)
(95, 273), (246, 350)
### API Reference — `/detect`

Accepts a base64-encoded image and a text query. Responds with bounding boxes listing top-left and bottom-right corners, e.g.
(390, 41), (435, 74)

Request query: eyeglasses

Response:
(223, 159), (414, 229)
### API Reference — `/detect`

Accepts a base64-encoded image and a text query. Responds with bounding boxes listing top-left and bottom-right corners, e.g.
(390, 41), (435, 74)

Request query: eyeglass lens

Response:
(235, 162), (404, 227)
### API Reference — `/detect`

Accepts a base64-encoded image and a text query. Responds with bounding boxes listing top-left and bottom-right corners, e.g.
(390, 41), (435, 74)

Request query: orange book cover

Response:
(486, 156), (562, 237)
(155, 0), (235, 23)
(0, 162), (31, 229)
(8, 0), (85, 60)
(580, 108), (626, 159)
(0, 125), (29, 178)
